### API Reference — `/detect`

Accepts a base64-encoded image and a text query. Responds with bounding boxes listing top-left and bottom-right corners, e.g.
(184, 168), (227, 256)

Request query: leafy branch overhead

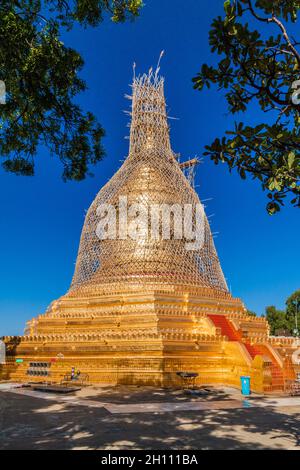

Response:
(0, 1), (143, 181)
(193, 0), (300, 213)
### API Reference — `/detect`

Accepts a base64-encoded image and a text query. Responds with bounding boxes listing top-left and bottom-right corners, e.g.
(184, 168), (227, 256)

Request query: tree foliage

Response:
(265, 289), (300, 335)
(193, 0), (300, 213)
(247, 309), (257, 317)
(0, 1), (143, 180)
(266, 305), (289, 335)
(286, 288), (300, 330)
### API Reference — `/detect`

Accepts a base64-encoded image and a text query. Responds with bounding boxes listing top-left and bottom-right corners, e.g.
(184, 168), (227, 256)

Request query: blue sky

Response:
(0, 0), (299, 335)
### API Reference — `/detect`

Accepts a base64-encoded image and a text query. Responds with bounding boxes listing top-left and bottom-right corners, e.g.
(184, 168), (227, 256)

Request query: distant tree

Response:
(266, 305), (290, 335)
(286, 289), (300, 334)
(0, 1), (143, 180)
(193, 0), (300, 214)
(247, 309), (257, 317)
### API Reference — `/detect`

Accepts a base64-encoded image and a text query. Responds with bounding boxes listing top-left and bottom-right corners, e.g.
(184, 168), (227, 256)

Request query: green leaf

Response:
(237, 2), (243, 17)
(288, 151), (295, 169)
(240, 168), (246, 179)
(224, 1), (231, 15)
(267, 202), (280, 215)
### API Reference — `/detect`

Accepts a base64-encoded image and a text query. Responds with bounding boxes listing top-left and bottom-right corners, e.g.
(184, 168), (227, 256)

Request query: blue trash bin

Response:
(240, 376), (251, 395)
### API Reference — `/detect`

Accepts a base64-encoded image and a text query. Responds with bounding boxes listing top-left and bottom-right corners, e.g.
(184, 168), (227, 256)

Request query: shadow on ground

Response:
(0, 391), (299, 450)
(77, 385), (233, 403)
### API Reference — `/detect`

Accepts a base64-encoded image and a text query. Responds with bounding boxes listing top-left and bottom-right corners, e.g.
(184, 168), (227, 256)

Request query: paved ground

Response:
(0, 383), (299, 450)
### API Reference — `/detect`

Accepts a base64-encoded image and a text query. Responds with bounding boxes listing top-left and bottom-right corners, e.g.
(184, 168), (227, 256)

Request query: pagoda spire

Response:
(128, 65), (172, 155)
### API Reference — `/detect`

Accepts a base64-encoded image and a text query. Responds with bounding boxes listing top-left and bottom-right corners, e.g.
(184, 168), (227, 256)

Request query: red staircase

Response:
(208, 314), (284, 391)
(207, 314), (241, 341)
(243, 342), (260, 360)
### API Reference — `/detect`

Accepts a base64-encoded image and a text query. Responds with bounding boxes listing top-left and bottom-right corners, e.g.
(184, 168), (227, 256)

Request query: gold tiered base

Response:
(1, 285), (297, 393)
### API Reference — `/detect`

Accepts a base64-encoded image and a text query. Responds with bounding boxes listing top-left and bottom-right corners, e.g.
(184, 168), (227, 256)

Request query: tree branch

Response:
(248, 0), (269, 23)
(270, 14), (300, 66)
(247, 1), (300, 65)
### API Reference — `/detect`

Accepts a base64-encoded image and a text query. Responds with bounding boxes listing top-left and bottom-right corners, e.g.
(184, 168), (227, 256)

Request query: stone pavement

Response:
(0, 383), (300, 449)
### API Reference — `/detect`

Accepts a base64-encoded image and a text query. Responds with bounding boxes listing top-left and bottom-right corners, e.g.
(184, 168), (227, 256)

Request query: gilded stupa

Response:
(1, 66), (299, 392)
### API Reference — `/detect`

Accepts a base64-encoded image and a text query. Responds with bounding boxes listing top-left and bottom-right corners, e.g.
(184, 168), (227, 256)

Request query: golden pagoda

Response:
(1, 67), (299, 393)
